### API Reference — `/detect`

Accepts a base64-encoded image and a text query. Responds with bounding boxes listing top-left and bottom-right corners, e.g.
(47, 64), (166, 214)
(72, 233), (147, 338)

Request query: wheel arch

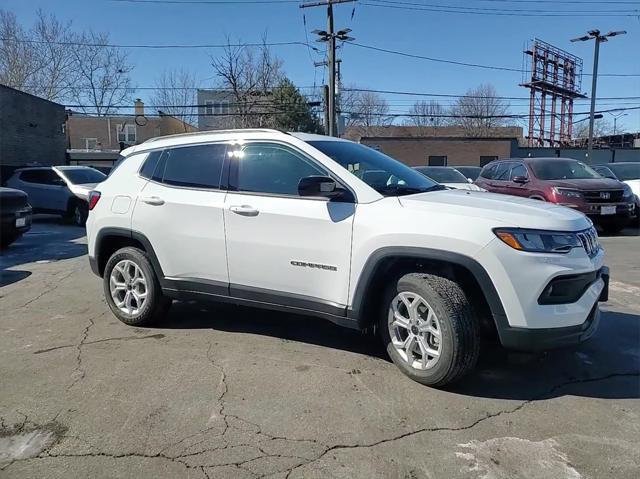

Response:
(348, 247), (508, 335)
(94, 227), (165, 281)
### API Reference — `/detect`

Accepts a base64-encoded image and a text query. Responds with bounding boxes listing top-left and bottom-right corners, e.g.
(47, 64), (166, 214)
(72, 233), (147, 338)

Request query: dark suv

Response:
(475, 157), (636, 234)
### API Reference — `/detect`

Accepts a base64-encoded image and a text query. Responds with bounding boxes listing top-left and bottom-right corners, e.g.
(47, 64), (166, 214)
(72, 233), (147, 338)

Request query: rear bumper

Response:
(1, 207), (32, 236)
(499, 266), (609, 352)
(88, 255), (100, 277)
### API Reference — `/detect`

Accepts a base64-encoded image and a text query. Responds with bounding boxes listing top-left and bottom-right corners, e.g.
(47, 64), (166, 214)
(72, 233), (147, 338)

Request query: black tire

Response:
(600, 220), (627, 235)
(68, 201), (89, 226)
(1, 232), (21, 249)
(103, 247), (171, 326)
(379, 272), (480, 387)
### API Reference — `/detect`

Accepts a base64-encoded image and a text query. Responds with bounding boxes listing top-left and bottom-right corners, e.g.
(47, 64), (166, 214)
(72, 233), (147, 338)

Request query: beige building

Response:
(66, 100), (197, 166)
(344, 126), (523, 167)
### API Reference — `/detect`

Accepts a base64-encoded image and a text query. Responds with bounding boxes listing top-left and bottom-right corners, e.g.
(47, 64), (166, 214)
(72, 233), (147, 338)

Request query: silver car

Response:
(5, 166), (106, 226)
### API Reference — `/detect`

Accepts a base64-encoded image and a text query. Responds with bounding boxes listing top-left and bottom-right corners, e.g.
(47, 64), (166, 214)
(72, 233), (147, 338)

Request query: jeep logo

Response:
(600, 192), (610, 199)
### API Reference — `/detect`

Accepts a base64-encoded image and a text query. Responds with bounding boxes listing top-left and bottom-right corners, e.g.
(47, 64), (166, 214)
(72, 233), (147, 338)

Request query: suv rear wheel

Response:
(103, 247), (171, 326)
(379, 272), (480, 387)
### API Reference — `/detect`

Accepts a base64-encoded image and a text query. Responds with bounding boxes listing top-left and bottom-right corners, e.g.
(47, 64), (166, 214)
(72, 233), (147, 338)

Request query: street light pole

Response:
(571, 29), (626, 159)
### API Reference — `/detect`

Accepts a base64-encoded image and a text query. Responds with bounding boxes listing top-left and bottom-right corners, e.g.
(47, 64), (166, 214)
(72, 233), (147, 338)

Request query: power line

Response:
(361, 1), (640, 16)
(0, 37), (309, 49)
(363, 0), (639, 13)
(108, 0), (300, 4)
(346, 42), (640, 77)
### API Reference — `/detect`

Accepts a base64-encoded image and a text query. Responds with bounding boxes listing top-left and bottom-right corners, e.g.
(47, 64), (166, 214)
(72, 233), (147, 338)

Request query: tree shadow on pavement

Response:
(152, 301), (639, 401)
(0, 216), (87, 287)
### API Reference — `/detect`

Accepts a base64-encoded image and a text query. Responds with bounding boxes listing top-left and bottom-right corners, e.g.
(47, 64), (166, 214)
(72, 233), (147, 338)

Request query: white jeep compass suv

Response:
(86, 129), (609, 387)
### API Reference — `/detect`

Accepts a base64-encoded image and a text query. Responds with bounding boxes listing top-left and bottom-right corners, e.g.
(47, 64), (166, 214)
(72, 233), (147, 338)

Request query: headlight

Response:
(553, 187), (582, 199)
(493, 228), (582, 253)
(622, 184), (633, 198)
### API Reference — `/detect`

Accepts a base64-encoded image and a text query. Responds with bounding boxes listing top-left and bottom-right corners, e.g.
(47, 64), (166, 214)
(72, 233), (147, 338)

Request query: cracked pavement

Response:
(1, 218), (639, 478)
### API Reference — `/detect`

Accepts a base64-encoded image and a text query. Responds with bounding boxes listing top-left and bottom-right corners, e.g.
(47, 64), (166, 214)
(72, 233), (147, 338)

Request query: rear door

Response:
(223, 141), (355, 311)
(131, 143), (229, 288)
(16, 169), (68, 211)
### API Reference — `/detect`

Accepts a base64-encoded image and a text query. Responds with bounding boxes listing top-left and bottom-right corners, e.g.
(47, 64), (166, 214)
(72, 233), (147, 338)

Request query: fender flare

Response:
(348, 246), (508, 331)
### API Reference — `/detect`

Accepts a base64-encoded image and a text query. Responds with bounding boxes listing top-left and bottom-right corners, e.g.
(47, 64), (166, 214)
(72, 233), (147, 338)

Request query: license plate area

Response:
(16, 217), (27, 227)
(601, 205), (616, 215)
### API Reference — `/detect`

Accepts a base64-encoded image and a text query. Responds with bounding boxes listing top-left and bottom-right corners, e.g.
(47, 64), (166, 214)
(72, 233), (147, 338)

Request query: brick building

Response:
(66, 99), (197, 167)
(0, 85), (66, 180)
(344, 126), (523, 167)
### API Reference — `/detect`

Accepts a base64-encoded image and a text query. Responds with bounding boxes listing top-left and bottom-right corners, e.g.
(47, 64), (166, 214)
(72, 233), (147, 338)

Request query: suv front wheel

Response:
(380, 272), (480, 387)
(103, 247), (171, 326)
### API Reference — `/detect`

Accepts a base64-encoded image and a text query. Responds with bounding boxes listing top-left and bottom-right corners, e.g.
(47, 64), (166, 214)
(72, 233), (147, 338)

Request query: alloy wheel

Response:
(109, 259), (148, 315)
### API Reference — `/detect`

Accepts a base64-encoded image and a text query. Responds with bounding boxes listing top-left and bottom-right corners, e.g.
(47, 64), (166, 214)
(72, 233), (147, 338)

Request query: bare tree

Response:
(151, 68), (197, 129)
(450, 84), (511, 136)
(348, 90), (391, 134)
(210, 35), (283, 128)
(71, 31), (134, 116)
(572, 117), (613, 139)
(0, 9), (77, 102)
(404, 100), (448, 131)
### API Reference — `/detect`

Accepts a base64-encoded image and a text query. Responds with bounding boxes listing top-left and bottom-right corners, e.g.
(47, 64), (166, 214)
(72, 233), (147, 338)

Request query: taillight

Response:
(88, 191), (101, 210)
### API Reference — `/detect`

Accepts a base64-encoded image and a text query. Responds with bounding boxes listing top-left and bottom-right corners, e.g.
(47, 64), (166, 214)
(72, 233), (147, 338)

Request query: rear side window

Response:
(155, 144), (227, 189)
(139, 151), (162, 179)
(494, 162), (511, 181)
(20, 169), (61, 185)
(480, 164), (496, 179)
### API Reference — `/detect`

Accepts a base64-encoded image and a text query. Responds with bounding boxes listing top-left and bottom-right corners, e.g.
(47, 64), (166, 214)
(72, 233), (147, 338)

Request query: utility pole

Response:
(301, 0), (355, 137)
(571, 29), (626, 159)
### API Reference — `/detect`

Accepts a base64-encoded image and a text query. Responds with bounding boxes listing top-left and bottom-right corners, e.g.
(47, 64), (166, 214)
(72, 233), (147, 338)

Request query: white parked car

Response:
(6, 166), (106, 226)
(593, 162), (640, 227)
(414, 166), (486, 191)
(86, 129), (609, 387)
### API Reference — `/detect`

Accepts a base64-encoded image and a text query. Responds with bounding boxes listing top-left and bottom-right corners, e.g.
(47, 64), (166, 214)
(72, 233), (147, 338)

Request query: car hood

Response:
(623, 179), (640, 197)
(67, 183), (99, 201)
(544, 177), (623, 190)
(399, 189), (591, 231)
(442, 182), (485, 191)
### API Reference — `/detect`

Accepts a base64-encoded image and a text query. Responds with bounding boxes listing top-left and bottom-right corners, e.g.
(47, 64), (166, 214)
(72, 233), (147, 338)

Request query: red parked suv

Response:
(476, 157), (636, 234)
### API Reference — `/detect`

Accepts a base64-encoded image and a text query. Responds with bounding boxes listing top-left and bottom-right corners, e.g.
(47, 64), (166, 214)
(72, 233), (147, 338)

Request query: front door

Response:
(223, 142), (355, 312)
(132, 143), (229, 288)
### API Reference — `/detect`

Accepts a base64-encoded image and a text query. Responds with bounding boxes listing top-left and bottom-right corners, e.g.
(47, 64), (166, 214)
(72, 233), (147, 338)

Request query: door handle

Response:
(140, 196), (165, 206)
(229, 205), (259, 217)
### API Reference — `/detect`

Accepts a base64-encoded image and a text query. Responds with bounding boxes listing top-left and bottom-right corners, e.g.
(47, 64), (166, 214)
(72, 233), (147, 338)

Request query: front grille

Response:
(583, 190), (623, 203)
(577, 227), (600, 258)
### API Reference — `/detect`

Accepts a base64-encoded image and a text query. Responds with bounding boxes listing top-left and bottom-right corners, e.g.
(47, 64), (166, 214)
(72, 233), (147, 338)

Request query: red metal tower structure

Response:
(521, 39), (586, 147)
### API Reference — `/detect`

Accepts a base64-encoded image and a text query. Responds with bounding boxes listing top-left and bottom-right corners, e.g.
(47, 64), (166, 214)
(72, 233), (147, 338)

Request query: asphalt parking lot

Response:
(1, 217), (639, 479)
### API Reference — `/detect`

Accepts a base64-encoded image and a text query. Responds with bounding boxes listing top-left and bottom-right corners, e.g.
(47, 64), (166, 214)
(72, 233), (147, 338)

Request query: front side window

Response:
(308, 140), (442, 196)
(509, 163), (528, 180)
(235, 143), (326, 196)
(531, 160), (601, 180)
(158, 144), (226, 189)
(494, 162), (512, 181)
(480, 164), (496, 179)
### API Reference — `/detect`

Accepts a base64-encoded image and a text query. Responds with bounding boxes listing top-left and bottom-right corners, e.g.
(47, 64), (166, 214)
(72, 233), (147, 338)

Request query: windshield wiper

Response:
(376, 184), (446, 196)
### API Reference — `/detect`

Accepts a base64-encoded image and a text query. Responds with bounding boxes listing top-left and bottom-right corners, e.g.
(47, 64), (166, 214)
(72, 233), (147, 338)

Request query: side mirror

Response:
(298, 176), (351, 201)
(513, 176), (528, 184)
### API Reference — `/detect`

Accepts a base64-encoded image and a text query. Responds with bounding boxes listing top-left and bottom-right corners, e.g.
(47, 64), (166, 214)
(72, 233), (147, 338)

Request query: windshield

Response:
(415, 167), (468, 184)
(308, 141), (443, 196)
(607, 163), (640, 181)
(530, 160), (601, 180)
(59, 167), (106, 185)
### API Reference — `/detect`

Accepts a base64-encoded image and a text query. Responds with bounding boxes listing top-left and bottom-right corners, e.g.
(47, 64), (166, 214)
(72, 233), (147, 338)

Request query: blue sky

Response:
(3, 0), (639, 131)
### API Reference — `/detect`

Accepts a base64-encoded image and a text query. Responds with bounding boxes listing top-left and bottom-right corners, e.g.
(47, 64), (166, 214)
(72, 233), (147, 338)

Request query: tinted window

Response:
(20, 169), (61, 185)
(494, 162), (511, 181)
(480, 165), (496, 179)
(428, 155), (447, 166)
(415, 167), (468, 183)
(59, 168), (106, 184)
(236, 143), (326, 196)
(139, 151), (162, 179)
(531, 160), (601, 180)
(454, 167), (481, 181)
(510, 163), (527, 180)
(160, 144), (226, 189)
(308, 140), (441, 196)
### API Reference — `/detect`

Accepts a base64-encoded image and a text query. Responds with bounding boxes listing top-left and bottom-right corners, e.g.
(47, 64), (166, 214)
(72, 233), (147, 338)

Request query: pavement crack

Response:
(66, 312), (106, 390)
(33, 333), (165, 355)
(16, 268), (80, 309)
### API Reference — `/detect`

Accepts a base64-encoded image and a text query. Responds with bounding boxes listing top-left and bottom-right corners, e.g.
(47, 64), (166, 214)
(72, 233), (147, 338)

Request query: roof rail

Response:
(143, 128), (286, 144)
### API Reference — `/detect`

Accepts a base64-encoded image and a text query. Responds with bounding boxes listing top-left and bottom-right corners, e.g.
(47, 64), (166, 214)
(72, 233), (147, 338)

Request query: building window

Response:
(428, 155), (447, 166)
(480, 156), (498, 166)
(117, 124), (136, 143)
(84, 138), (98, 150)
(205, 100), (230, 116)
